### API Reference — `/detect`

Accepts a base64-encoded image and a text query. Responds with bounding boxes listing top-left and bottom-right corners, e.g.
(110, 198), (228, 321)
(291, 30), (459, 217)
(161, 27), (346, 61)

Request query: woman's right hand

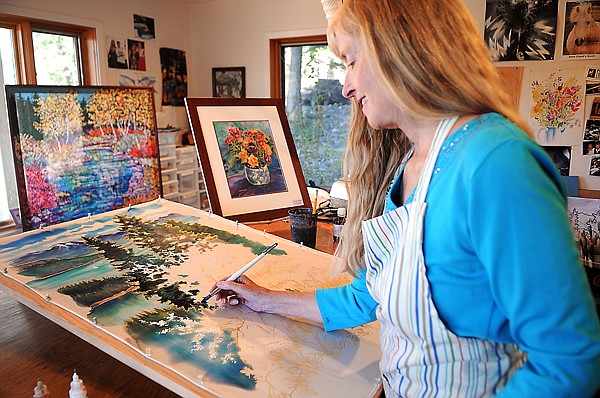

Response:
(214, 275), (271, 312)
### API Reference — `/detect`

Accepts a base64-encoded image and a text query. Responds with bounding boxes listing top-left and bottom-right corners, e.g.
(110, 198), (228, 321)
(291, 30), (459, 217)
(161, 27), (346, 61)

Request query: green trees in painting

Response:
(61, 215), (283, 311)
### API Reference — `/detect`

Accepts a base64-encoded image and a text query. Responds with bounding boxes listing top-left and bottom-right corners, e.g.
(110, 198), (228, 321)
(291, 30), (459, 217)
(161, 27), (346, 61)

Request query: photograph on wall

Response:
(160, 47), (188, 106)
(544, 146), (571, 175)
(484, 0), (558, 61)
(0, 199), (381, 398)
(528, 68), (585, 146)
(591, 97), (600, 120)
(127, 39), (146, 71)
(107, 36), (128, 69)
(133, 14), (155, 40)
(185, 98), (311, 222)
(562, 1), (600, 59)
(5, 85), (161, 231)
(212, 67), (246, 98)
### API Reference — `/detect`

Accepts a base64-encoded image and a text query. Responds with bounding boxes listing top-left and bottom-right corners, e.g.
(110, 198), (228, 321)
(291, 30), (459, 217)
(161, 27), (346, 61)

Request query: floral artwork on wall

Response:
(5, 86), (161, 231)
(528, 69), (585, 146)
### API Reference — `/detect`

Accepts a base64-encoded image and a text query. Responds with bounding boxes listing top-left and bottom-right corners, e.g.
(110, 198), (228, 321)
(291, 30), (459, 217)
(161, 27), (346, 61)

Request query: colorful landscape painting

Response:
(6, 86), (162, 230)
(0, 199), (381, 397)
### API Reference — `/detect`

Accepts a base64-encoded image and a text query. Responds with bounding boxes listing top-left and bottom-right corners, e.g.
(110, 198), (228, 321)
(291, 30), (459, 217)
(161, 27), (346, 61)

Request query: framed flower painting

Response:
(185, 98), (311, 222)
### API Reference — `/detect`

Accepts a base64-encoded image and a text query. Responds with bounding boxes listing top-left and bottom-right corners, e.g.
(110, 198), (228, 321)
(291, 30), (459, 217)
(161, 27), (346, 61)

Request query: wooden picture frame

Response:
(212, 67), (246, 98)
(185, 97), (310, 222)
(5, 85), (162, 231)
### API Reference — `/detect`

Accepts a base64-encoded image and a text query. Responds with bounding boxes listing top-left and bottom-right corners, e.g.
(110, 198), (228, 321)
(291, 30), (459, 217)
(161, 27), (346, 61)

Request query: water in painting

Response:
(6, 86), (162, 230)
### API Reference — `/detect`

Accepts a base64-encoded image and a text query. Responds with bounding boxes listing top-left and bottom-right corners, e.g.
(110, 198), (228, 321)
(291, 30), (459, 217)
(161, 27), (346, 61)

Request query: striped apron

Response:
(363, 118), (522, 397)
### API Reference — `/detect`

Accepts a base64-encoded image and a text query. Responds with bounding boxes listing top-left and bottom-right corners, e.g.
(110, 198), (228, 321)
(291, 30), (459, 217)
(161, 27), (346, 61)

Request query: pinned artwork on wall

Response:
(127, 39), (146, 71)
(562, 1), (600, 59)
(133, 14), (155, 40)
(544, 146), (572, 176)
(5, 86), (162, 231)
(160, 47), (188, 106)
(0, 199), (382, 397)
(185, 98), (311, 222)
(212, 67), (246, 98)
(107, 36), (128, 69)
(484, 0), (559, 61)
(528, 68), (585, 146)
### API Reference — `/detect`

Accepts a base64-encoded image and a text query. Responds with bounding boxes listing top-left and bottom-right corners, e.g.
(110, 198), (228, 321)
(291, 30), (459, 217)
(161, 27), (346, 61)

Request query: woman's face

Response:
(337, 32), (401, 130)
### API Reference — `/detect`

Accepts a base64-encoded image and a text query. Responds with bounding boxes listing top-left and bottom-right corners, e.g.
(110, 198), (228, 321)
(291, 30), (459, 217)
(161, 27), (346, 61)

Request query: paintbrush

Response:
(201, 242), (278, 303)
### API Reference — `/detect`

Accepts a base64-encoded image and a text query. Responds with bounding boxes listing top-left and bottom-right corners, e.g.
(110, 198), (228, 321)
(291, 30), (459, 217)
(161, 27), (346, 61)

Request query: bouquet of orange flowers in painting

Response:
(224, 126), (276, 170)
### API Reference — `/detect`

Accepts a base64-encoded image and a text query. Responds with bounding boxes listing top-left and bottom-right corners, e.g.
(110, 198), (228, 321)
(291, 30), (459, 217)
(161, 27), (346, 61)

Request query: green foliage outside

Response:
(32, 32), (80, 85)
(285, 44), (350, 189)
(289, 103), (349, 189)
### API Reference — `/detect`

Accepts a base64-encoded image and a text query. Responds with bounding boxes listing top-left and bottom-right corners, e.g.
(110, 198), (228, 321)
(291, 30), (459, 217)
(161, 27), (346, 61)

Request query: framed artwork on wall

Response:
(212, 67), (246, 98)
(5, 85), (162, 231)
(185, 97), (310, 222)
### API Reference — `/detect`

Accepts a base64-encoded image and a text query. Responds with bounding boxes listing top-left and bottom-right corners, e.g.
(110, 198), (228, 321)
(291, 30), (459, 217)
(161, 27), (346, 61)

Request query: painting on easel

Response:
(0, 199), (381, 397)
(5, 86), (162, 231)
(185, 98), (311, 222)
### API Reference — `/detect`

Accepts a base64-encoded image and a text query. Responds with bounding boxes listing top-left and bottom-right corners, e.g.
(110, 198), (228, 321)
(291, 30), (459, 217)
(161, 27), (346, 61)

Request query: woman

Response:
(214, 0), (600, 396)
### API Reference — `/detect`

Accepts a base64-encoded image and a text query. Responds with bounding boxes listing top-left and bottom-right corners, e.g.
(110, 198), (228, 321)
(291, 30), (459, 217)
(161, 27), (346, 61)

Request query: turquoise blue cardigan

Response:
(316, 113), (600, 397)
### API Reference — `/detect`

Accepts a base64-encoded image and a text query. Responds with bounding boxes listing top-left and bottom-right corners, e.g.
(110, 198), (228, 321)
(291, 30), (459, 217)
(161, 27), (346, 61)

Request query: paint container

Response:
(288, 208), (317, 248)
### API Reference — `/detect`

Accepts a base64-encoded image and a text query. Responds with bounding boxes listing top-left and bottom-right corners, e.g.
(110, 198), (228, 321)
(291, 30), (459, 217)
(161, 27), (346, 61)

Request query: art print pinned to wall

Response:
(562, 1), (600, 59)
(484, 0), (558, 61)
(107, 36), (128, 69)
(0, 199), (381, 397)
(543, 146), (571, 175)
(5, 86), (161, 231)
(212, 67), (246, 98)
(133, 14), (155, 40)
(160, 48), (188, 106)
(127, 39), (146, 71)
(528, 68), (585, 146)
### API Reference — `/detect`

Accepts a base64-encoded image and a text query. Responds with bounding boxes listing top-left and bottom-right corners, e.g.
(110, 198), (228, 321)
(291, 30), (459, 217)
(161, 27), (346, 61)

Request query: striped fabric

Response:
(363, 118), (522, 397)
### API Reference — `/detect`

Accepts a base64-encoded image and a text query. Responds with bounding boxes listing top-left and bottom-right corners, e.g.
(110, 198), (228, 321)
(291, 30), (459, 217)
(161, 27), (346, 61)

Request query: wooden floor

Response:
(0, 220), (337, 397)
(0, 288), (180, 397)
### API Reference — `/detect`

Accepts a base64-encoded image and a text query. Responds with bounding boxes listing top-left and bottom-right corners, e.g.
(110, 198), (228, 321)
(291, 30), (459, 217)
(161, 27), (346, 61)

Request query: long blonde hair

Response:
(328, 0), (531, 277)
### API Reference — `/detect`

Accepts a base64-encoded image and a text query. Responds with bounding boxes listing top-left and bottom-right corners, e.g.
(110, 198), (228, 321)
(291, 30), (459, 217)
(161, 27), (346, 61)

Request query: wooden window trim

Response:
(0, 13), (99, 85)
(269, 35), (327, 99)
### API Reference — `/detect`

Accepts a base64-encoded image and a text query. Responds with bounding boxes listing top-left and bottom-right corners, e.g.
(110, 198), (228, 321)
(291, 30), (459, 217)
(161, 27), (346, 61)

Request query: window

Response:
(270, 35), (350, 191)
(0, 14), (99, 225)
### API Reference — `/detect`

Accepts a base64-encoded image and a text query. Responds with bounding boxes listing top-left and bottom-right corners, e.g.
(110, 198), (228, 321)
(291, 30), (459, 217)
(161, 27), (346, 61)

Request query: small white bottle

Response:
(333, 207), (346, 243)
(69, 371), (87, 398)
(33, 379), (50, 398)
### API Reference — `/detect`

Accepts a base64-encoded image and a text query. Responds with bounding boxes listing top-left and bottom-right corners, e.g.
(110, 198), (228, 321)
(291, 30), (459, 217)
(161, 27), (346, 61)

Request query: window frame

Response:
(0, 13), (99, 85)
(269, 34), (327, 99)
